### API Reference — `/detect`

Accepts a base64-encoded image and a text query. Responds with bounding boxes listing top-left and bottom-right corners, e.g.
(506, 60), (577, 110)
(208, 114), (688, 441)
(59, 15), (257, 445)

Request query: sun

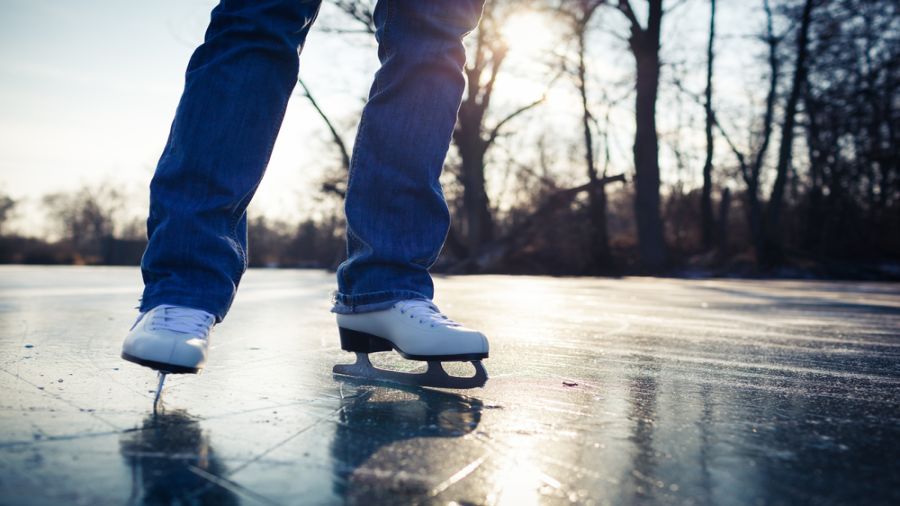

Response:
(500, 11), (556, 55)
(493, 11), (561, 105)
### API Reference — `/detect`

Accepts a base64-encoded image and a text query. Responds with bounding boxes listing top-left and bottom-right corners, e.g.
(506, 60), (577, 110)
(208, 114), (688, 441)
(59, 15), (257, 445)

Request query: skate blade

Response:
(152, 371), (166, 414)
(333, 353), (488, 390)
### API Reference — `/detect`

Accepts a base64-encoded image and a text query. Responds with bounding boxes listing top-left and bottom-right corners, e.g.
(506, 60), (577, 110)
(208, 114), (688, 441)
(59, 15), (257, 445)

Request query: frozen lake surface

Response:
(1, 266), (899, 505)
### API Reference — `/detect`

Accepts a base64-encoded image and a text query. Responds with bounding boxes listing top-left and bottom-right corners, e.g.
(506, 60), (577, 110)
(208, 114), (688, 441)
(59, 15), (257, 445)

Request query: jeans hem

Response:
(139, 292), (229, 323)
(331, 290), (431, 314)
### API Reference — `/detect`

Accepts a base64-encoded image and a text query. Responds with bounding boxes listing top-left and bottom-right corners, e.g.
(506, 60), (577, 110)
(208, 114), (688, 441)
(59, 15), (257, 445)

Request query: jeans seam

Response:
(229, 189), (254, 274)
(345, 121), (367, 196)
(383, 0), (393, 54)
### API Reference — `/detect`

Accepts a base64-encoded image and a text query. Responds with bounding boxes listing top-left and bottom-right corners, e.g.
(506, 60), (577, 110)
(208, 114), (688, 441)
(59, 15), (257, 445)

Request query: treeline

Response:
(0, 185), (147, 266)
(2, 0), (898, 279)
(0, 186), (344, 268)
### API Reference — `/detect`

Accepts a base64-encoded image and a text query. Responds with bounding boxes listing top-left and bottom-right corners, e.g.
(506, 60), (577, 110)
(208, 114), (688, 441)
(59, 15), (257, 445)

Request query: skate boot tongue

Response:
(395, 300), (461, 328)
(148, 305), (215, 336)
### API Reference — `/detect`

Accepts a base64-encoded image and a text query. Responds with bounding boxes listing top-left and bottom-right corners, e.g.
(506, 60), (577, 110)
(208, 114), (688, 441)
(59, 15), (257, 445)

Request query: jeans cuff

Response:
(331, 289), (432, 314)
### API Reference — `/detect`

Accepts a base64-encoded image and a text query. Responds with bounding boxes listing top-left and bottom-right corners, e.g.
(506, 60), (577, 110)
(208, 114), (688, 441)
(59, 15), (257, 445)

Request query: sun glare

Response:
(501, 11), (556, 55)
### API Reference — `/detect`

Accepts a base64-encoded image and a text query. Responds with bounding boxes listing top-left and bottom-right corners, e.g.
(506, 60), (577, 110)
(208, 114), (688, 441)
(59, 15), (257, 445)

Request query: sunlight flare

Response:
(501, 11), (556, 55)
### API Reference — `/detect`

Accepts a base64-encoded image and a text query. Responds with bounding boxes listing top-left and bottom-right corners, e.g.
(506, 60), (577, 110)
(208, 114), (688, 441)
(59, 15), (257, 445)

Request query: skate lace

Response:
(394, 300), (461, 328)
(147, 305), (215, 337)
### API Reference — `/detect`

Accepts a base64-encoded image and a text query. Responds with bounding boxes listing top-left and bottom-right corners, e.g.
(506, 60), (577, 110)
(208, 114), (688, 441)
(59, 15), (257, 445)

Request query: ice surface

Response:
(1, 266), (898, 505)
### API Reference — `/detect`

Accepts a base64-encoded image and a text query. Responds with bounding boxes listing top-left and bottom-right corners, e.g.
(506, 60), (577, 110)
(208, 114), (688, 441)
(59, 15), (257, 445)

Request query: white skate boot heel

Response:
(333, 299), (489, 389)
(121, 304), (215, 374)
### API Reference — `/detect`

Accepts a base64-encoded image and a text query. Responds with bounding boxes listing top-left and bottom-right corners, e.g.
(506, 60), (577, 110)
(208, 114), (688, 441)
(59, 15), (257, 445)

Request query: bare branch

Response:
(664, 0), (690, 15)
(616, 0), (642, 30)
(484, 98), (545, 149)
(331, 0), (376, 34)
(750, 0), (780, 183)
(297, 78), (351, 172)
(479, 46), (509, 111)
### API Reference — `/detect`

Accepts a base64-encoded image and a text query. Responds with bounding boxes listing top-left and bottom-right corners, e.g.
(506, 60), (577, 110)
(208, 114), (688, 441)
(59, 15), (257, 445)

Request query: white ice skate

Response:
(333, 299), (489, 389)
(121, 305), (215, 407)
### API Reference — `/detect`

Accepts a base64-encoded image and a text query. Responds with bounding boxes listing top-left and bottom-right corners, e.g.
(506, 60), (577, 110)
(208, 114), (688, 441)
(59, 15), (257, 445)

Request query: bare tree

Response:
(302, 1), (376, 199)
(453, 0), (549, 258)
(42, 183), (129, 263)
(298, 78), (352, 198)
(712, 0), (780, 264)
(760, 0), (815, 266)
(611, 0), (668, 271)
(0, 192), (15, 237)
(700, 0), (716, 250)
(558, 0), (616, 272)
(799, 0), (898, 260)
(310, 0), (552, 262)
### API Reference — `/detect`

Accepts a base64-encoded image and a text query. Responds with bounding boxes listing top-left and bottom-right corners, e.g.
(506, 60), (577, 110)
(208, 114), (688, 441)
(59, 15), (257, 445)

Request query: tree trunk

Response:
(715, 187), (731, 256)
(629, 0), (667, 271)
(803, 95), (826, 256)
(734, 0), (777, 267)
(761, 0), (815, 266)
(454, 54), (497, 255)
(700, 0), (717, 250)
(458, 133), (494, 252)
(746, 186), (764, 262)
(577, 28), (611, 272)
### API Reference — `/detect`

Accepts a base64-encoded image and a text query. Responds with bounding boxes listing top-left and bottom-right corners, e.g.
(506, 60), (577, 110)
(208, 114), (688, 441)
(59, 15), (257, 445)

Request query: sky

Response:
(0, 0), (762, 235)
(0, 0), (380, 233)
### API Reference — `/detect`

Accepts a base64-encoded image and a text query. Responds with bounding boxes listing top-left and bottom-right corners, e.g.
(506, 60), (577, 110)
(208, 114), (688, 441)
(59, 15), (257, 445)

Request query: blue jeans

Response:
(139, 0), (484, 321)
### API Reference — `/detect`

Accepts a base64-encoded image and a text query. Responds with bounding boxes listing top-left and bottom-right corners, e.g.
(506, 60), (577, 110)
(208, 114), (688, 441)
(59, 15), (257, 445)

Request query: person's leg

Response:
(140, 0), (323, 322)
(333, 0), (486, 314)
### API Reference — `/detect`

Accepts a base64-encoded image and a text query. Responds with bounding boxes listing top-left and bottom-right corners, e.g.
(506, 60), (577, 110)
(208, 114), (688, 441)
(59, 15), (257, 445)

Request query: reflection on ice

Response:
(331, 378), (482, 503)
(485, 431), (548, 506)
(119, 410), (239, 505)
